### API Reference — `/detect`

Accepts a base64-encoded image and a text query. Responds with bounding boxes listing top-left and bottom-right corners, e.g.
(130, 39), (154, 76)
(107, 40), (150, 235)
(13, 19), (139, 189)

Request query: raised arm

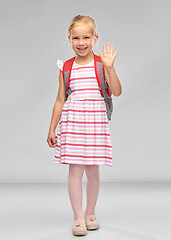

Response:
(99, 43), (122, 96)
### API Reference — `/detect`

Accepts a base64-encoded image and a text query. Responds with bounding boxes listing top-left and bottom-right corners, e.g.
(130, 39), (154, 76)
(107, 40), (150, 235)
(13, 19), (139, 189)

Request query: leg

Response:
(68, 164), (85, 221)
(84, 165), (100, 217)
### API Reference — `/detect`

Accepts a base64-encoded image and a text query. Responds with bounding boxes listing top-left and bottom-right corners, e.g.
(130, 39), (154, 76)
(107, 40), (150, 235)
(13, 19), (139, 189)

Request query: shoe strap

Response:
(75, 220), (85, 226)
(86, 215), (96, 221)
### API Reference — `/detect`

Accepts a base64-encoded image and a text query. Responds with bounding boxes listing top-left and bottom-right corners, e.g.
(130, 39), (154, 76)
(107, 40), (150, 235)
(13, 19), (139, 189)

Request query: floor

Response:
(0, 181), (171, 240)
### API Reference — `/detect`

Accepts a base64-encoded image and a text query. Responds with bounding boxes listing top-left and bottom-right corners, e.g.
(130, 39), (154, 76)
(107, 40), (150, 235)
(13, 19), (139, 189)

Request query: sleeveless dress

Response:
(54, 59), (113, 167)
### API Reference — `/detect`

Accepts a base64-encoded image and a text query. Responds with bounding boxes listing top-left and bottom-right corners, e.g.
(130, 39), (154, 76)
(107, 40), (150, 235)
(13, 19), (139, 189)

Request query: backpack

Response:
(62, 53), (113, 121)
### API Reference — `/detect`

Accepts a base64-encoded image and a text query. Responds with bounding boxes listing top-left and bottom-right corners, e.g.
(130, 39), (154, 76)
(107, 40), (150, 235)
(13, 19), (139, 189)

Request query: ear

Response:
(93, 34), (99, 45)
(68, 35), (71, 43)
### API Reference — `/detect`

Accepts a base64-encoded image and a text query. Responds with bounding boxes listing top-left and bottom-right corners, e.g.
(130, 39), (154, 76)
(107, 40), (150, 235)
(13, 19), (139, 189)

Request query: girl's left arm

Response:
(99, 43), (122, 96)
(104, 66), (122, 96)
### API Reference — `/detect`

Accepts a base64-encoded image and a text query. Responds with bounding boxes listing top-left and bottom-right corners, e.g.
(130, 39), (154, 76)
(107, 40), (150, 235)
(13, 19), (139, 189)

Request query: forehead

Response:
(71, 24), (93, 36)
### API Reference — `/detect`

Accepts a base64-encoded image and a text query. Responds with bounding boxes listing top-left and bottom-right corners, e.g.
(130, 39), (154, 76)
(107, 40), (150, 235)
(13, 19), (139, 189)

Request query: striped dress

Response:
(54, 59), (112, 167)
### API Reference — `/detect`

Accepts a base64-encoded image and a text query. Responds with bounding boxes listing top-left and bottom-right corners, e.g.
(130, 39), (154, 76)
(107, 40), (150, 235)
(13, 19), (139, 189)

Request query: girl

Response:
(47, 14), (122, 236)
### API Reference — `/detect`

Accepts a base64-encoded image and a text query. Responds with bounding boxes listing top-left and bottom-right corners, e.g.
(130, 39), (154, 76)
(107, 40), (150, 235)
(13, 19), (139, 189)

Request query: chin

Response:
(76, 50), (93, 57)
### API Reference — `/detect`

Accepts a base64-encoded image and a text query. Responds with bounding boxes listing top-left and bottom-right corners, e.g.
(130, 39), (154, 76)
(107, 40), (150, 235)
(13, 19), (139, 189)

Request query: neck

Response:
(75, 52), (94, 65)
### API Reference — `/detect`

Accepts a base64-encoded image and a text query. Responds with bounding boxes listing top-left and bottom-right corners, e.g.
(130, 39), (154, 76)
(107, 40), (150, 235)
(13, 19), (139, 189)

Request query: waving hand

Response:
(99, 43), (118, 69)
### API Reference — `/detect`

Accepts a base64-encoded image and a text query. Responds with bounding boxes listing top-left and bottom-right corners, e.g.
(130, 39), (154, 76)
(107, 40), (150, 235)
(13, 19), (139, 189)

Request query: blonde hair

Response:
(67, 14), (98, 39)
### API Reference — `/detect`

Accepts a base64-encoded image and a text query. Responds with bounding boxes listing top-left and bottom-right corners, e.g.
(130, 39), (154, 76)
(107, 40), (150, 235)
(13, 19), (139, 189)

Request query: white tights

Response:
(68, 164), (100, 221)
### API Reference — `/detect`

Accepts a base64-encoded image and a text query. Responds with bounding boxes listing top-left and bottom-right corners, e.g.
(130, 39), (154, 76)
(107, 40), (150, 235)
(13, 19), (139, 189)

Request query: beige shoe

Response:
(85, 215), (100, 230)
(72, 220), (87, 236)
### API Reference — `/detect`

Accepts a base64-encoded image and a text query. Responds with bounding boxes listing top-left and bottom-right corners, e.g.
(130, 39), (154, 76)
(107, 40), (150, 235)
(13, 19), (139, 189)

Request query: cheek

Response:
(88, 41), (93, 48)
(71, 42), (76, 48)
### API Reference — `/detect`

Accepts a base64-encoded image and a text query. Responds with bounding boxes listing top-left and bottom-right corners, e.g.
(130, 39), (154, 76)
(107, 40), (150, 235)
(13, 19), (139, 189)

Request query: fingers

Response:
(102, 44), (118, 57)
(111, 44), (114, 54)
(114, 49), (119, 58)
(103, 43), (115, 54)
(107, 43), (110, 53)
(47, 136), (57, 148)
(99, 52), (103, 59)
(103, 45), (106, 55)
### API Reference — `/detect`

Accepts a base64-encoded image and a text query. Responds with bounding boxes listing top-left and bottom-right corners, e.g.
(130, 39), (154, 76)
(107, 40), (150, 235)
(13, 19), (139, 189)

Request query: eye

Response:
(84, 36), (90, 39)
(72, 37), (78, 40)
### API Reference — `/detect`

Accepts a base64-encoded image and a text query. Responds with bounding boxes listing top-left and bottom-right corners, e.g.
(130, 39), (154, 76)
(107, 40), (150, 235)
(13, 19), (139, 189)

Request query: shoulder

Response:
(56, 60), (65, 72)
(57, 57), (75, 72)
(94, 54), (102, 63)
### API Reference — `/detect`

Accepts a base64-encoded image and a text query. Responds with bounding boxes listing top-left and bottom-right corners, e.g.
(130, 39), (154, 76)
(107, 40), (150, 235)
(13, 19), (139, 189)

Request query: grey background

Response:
(0, 0), (170, 182)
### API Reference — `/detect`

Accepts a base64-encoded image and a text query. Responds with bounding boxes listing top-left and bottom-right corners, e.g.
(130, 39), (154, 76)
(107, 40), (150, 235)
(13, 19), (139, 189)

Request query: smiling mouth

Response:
(77, 47), (87, 50)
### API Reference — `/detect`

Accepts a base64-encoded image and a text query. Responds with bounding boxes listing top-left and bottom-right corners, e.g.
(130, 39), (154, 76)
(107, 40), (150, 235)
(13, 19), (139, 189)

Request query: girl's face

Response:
(69, 24), (98, 57)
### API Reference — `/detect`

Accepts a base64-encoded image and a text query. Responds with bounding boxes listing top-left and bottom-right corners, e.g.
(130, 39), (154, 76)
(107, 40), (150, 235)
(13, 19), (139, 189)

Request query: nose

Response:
(79, 38), (84, 45)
